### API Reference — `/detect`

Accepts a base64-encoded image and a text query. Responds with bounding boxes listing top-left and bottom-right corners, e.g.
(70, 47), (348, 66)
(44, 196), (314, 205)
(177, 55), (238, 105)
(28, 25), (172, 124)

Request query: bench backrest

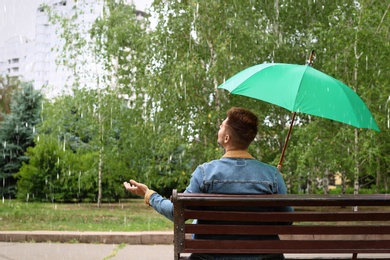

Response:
(172, 190), (390, 260)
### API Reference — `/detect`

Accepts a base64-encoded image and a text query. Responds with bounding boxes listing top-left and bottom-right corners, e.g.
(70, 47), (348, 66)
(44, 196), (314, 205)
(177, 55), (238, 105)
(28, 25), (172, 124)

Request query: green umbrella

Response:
(218, 61), (380, 170)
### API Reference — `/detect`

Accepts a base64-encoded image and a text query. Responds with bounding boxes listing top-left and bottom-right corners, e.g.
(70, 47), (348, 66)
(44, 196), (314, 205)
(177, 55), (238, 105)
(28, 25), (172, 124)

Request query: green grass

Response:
(2, 200), (388, 232)
(0, 199), (173, 232)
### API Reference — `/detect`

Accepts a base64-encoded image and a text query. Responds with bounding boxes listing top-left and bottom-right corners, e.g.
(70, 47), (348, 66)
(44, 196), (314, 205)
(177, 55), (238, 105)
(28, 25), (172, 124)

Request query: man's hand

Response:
(123, 180), (149, 197)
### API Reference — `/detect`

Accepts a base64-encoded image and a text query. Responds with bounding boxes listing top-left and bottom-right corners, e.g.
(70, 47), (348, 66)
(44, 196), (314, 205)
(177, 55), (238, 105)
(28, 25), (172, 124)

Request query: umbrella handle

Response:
(277, 112), (296, 171)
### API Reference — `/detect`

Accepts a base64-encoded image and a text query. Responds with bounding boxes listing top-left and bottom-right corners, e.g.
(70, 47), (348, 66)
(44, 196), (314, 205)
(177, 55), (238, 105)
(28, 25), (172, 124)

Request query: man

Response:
(124, 107), (292, 260)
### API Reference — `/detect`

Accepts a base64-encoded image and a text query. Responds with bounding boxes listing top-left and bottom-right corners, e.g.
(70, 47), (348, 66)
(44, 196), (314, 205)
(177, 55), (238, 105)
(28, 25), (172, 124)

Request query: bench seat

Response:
(172, 190), (390, 260)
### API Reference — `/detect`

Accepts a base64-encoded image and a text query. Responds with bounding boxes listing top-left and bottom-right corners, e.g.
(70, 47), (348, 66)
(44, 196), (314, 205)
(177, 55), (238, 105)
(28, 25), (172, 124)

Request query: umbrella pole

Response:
(278, 50), (314, 171)
(277, 112), (296, 171)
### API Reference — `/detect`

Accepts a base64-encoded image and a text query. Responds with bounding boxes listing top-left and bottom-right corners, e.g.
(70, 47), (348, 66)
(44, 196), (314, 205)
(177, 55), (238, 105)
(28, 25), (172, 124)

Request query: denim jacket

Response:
(149, 150), (293, 221)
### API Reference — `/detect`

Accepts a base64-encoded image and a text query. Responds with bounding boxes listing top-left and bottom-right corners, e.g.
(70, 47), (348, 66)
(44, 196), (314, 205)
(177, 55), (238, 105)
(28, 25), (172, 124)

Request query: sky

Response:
(0, 0), (153, 47)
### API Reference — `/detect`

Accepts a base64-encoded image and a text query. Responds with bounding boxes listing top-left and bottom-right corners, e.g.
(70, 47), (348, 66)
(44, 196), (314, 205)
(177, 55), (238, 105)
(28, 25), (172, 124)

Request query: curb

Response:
(0, 231), (174, 244)
(2, 231), (389, 245)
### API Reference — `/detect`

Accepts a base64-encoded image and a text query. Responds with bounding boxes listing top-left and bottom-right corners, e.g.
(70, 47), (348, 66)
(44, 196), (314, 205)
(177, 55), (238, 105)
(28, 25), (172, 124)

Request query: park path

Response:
(1, 231), (390, 259)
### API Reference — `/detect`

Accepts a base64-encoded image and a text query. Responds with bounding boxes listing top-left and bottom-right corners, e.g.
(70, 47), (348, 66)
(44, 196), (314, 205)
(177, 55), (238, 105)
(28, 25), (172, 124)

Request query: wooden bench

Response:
(172, 190), (390, 260)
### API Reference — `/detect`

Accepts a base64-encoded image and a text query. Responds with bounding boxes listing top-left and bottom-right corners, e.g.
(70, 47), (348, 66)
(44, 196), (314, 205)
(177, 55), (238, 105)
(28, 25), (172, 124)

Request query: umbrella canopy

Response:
(218, 63), (380, 132)
(218, 62), (380, 170)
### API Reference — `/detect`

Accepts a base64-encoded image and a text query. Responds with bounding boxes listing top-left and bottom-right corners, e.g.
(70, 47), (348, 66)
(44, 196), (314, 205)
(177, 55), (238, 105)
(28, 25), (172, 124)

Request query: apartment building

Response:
(0, 36), (34, 81)
(0, 0), (148, 98)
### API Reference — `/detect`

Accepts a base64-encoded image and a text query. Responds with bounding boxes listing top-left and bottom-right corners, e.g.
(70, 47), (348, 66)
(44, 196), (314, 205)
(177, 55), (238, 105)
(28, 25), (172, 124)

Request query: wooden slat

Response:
(184, 210), (390, 222)
(183, 239), (390, 254)
(177, 193), (390, 207)
(185, 224), (390, 235)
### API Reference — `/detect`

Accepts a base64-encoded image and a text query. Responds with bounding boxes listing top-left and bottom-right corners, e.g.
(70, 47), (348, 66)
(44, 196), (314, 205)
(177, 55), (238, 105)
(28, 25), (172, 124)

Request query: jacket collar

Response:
(222, 150), (254, 159)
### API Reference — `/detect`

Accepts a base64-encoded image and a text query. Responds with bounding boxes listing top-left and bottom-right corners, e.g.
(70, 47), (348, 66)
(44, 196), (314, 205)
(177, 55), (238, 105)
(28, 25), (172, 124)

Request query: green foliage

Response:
(308, 0), (390, 192)
(16, 134), (98, 202)
(14, 0), (389, 202)
(146, 0), (389, 194)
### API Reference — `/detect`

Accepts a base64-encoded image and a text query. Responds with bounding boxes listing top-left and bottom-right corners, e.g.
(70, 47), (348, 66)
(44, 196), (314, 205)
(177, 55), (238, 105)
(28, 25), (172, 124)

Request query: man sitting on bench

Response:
(124, 107), (293, 260)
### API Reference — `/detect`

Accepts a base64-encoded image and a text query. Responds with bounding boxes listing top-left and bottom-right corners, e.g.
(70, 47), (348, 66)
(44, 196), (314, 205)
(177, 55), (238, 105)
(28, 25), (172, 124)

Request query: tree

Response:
(17, 133), (98, 202)
(90, 0), (153, 205)
(315, 1), (390, 194)
(0, 82), (43, 199)
(44, 0), (142, 205)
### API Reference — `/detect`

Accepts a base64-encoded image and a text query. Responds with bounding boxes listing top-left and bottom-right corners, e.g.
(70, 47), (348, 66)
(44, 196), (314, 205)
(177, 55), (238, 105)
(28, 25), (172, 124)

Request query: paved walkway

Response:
(0, 231), (389, 260)
(0, 242), (174, 260)
(2, 242), (390, 260)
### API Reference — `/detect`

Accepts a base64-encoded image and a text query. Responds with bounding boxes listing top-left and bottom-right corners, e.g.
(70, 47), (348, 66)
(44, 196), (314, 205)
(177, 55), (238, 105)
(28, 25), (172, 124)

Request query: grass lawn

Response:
(0, 199), (173, 232)
(2, 200), (389, 232)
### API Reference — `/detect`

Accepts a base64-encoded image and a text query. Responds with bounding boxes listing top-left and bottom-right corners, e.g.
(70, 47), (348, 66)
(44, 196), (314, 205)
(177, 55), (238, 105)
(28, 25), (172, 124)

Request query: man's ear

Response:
(224, 134), (230, 143)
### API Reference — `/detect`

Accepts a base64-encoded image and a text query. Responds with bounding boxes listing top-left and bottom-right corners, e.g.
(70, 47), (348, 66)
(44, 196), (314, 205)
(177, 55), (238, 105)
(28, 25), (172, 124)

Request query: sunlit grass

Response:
(0, 199), (173, 232)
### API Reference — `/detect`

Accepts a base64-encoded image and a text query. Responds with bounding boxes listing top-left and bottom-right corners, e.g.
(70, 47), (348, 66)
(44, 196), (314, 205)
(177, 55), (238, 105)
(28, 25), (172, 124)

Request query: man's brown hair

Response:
(226, 107), (258, 149)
